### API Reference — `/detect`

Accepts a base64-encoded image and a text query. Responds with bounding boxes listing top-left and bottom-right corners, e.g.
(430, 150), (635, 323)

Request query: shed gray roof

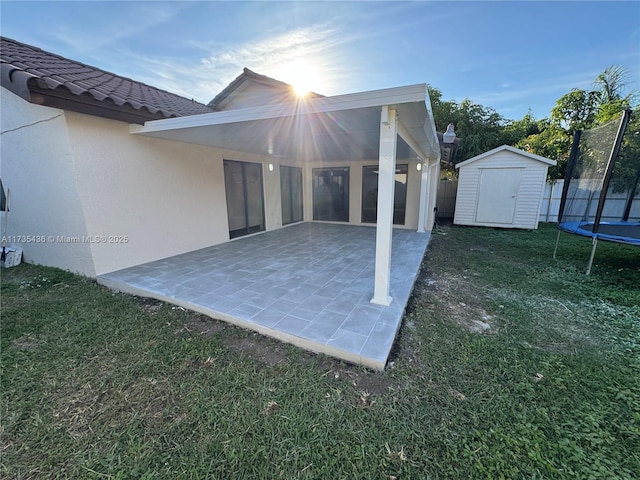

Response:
(455, 145), (556, 169)
(0, 36), (213, 124)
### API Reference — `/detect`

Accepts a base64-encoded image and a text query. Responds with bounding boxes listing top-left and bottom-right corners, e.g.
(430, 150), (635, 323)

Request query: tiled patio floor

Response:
(98, 222), (430, 370)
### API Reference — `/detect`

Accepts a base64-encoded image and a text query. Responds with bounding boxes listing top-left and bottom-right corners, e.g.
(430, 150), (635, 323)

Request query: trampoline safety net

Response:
(557, 110), (640, 246)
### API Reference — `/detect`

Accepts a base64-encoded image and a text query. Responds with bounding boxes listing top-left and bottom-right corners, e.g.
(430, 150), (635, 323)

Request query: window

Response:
(361, 164), (408, 225)
(280, 166), (303, 225)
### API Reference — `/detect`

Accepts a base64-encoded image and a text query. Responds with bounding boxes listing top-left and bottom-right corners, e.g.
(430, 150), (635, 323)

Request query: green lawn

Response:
(2, 224), (639, 479)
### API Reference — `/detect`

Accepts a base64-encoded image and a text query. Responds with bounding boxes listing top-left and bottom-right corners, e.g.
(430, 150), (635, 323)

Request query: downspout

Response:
(417, 88), (442, 232)
(417, 149), (441, 232)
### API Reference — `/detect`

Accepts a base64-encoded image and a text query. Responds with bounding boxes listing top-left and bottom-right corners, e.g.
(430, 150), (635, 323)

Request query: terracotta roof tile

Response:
(0, 36), (213, 121)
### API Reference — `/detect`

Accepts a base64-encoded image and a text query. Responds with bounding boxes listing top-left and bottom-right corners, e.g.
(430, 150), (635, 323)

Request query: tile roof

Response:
(0, 36), (213, 123)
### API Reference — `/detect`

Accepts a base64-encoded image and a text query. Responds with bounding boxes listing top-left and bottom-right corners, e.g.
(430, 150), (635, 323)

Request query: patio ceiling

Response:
(129, 84), (440, 163)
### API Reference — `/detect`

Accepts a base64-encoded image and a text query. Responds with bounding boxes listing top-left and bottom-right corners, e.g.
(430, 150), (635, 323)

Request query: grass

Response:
(1, 223), (639, 479)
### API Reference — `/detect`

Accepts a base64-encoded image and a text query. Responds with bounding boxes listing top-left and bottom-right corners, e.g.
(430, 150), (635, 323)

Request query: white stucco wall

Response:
(454, 150), (550, 229)
(2, 82), (433, 277)
(64, 112), (280, 275)
(0, 87), (95, 275)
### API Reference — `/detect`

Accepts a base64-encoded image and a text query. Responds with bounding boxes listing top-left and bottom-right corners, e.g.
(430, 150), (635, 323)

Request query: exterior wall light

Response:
(416, 163), (422, 171)
(268, 163), (274, 172)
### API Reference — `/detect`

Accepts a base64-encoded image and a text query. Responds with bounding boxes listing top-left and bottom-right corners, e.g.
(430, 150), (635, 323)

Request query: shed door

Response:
(475, 168), (522, 224)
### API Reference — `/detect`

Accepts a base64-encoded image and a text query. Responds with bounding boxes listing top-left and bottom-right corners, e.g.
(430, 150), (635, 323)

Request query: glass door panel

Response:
(312, 167), (349, 222)
(280, 166), (303, 225)
(361, 164), (407, 225)
(224, 160), (265, 239)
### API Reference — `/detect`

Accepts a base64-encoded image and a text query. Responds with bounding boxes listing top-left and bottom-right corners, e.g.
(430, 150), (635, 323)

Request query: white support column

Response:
(417, 164), (430, 233)
(371, 106), (397, 306)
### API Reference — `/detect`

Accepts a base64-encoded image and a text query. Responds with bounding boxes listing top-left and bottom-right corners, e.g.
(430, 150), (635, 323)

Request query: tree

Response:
(516, 120), (571, 179)
(501, 111), (541, 146)
(427, 86), (457, 131)
(550, 89), (600, 133)
(428, 65), (638, 182)
(524, 65), (639, 180)
(428, 86), (507, 164)
(594, 65), (635, 104)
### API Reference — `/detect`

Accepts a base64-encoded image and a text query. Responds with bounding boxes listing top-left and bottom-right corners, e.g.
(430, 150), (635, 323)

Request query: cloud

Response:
(49, 3), (185, 54)
(118, 23), (349, 104)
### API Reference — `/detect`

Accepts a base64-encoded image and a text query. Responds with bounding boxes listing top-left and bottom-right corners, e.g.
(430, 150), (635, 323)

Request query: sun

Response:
(293, 80), (311, 97)
(281, 59), (323, 97)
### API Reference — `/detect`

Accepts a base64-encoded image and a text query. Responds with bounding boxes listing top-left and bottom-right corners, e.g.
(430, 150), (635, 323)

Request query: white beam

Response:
(396, 120), (425, 162)
(131, 84), (428, 134)
(371, 107), (397, 306)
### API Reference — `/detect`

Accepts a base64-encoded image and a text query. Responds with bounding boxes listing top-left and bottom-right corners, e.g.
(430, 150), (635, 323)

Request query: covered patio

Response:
(129, 84), (441, 304)
(98, 82), (442, 369)
(98, 222), (429, 370)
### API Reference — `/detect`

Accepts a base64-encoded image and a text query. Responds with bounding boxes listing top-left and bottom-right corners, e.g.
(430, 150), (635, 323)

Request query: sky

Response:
(1, 1), (639, 122)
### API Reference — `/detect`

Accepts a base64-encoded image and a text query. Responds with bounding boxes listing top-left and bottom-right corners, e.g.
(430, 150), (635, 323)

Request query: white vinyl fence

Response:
(437, 178), (638, 224)
(540, 179), (640, 223)
(539, 180), (563, 223)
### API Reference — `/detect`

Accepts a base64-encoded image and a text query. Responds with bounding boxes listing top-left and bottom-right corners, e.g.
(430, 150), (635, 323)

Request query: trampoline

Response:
(555, 109), (640, 273)
(560, 221), (640, 246)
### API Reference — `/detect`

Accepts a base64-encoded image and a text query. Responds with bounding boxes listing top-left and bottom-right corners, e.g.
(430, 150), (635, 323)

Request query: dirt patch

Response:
(446, 300), (494, 334)
(326, 366), (397, 396)
(227, 334), (289, 367)
(181, 313), (227, 337)
(387, 319), (423, 368)
(415, 272), (496, 335)
(136, 296), (163, 315)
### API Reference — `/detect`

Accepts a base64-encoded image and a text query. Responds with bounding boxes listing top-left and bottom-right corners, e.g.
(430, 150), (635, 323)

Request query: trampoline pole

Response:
(586, 237), (598, 275)
(553, 230), (561, 259)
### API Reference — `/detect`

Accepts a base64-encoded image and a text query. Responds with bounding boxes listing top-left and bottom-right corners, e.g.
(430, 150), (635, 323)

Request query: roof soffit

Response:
(132, 84), (439, 162)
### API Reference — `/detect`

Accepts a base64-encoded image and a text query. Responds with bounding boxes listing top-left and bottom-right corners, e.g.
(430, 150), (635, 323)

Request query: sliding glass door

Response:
(280, 165), (303, 225)
(224, 160), (265, 239)
(312, 167), (349, 222)
(361, 164), (408, 225)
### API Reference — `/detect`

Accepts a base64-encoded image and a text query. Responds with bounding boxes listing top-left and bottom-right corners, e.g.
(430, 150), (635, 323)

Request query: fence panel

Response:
(437, 179), (458, 219)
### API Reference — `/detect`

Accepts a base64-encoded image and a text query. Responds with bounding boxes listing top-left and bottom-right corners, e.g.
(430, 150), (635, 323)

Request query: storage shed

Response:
(454, 145), (556, 229)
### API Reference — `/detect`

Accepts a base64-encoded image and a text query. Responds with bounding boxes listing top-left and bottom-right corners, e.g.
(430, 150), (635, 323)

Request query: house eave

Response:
(28, 86), (167, 124)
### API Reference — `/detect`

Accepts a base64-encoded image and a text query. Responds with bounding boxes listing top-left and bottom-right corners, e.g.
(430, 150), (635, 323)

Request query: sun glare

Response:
(293, 82), (311, 97)
(281, 59), (323, 97)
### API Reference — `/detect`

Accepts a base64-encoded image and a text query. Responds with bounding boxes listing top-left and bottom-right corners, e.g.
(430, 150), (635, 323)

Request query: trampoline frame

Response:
(554, 109), (638, 274)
